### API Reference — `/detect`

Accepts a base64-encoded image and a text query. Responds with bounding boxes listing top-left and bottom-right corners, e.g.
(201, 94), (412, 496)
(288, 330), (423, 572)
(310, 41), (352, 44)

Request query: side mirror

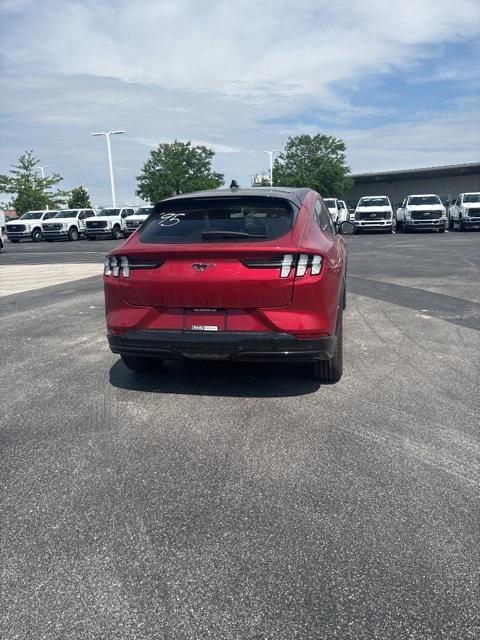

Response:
(338, 221), (354, 235)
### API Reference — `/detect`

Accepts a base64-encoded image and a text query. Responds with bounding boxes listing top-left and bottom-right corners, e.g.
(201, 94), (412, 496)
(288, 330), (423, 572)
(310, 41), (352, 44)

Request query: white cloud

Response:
(4, 0), (480, 101)
(340, 99), (480, 172)
(1, 1), (479, 205)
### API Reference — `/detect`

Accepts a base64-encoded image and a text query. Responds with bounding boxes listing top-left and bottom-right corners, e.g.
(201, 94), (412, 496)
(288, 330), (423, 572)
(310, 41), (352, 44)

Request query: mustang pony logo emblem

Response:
(192, 263), (213, 272)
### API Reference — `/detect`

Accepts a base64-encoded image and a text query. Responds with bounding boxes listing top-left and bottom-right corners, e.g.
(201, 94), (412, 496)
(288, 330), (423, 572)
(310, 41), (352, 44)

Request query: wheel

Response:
(313, 313), (343, 383)
(31, 228), (42, 242)
(68, 226), (79, 241)
(120, 354), (162, 372)
(448, 218), (454, 230)
(9, 238), (20, 243)
(458, 218), (465, 232)
(112, 226), (122, 240)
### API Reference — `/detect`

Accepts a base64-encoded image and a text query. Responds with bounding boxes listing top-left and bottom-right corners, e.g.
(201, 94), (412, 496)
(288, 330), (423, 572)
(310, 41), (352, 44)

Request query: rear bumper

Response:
(108, 330), (336, 362)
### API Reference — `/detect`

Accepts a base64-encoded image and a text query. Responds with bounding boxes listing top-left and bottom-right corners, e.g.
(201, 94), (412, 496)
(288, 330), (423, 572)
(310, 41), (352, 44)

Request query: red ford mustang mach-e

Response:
(104, 187), (353, 381)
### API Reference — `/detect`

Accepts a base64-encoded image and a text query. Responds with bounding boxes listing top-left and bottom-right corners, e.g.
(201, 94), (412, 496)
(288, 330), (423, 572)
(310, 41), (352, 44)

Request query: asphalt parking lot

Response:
(1, 231), (479, 639)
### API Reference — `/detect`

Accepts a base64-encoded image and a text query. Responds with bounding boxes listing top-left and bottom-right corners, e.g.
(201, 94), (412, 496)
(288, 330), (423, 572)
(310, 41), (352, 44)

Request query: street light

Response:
(38, 165), (49, 209)
(91, 130), (125, 207)
(263, 150), (279, 187)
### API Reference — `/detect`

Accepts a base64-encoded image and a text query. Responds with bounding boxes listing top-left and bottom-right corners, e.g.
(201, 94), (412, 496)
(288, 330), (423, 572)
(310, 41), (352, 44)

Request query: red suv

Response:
(104, 187), (353, 381)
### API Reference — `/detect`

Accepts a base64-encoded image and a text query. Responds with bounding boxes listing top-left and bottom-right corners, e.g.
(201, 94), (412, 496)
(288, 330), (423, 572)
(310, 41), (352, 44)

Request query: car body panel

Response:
(6, 210), (58, 241)
(123, 207), (154, 236)
(104, 188), (347, 362)
(42, 209), (95, 239)
(396, 194), (446, 230)
(85, 207), (135, 238)
(354, 196), (393, 230)
(448, 193), (480, 227)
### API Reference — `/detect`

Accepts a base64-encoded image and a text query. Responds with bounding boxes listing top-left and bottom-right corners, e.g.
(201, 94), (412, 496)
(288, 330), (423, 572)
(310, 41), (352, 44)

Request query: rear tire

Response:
(120, 354), (162, 372)
(313, 313), (343, 383)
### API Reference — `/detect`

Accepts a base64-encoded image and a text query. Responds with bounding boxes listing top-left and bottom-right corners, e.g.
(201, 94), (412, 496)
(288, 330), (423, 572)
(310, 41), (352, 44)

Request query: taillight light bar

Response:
(241, 253), (323, 278)
(104, 256), (164, 278)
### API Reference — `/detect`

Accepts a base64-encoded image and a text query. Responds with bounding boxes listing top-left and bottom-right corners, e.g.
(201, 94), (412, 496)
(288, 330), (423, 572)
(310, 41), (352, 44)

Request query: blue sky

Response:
(1, 0), (479, 207)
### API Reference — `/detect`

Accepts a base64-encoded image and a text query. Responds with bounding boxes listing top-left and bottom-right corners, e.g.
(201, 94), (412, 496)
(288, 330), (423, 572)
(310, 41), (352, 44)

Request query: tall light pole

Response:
(264, 150), (279, 187)
(91, 130), (125, 207)
(38, 165), (49, 209)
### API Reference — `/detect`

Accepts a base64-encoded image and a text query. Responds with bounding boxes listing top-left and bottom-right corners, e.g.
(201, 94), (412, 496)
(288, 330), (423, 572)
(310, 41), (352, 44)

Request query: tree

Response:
(0, 150), (68, 215)
(136, 140), (224, 203)
(68, 186), (91, 208)
(272, 134), (353, 197)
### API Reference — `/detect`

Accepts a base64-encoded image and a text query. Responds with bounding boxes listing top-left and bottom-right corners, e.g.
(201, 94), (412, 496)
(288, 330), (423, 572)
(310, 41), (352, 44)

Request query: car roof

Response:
(359, 195), (389, 199)
(406, 194), (439, 197)
(161, 186), (312, 207)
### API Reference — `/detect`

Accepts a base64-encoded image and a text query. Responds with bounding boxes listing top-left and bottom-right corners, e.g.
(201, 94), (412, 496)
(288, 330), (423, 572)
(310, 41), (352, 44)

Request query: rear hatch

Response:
(119, 195), (301, 309)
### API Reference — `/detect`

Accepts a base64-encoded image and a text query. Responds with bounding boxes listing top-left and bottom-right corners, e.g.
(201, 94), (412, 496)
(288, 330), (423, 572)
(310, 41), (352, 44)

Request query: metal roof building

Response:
(344, 162), (480, 207)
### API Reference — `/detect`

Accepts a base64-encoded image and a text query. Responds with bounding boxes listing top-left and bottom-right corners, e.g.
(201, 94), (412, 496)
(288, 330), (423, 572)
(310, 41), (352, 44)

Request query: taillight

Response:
(104, 256), (164, 278)
(241, 253), (323, 278)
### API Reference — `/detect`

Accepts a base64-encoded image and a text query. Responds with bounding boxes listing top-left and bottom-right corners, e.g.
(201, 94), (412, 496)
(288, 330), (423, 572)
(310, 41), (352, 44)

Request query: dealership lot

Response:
(1, 233), (479, 639)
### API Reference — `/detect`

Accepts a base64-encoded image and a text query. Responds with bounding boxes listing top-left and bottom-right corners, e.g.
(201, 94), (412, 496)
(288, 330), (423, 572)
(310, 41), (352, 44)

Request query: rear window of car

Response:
(139, 197), (297, 244)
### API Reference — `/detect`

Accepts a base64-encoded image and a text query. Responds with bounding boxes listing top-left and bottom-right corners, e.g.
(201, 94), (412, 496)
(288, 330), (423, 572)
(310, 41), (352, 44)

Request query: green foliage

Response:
(136, 140), (224, 203)
(68, 186), (91, 208)
(0, 150), (67, 215)
(272, 134), (353, 197)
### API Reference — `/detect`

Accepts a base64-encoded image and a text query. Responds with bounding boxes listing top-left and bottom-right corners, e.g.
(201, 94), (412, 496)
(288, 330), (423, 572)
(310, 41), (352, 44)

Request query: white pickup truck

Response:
(123, 206), (154, 237)
(323, 198), (348, 226)
(353, 195), (393, 233)
(396, 194), (447, 233)
(85, 207), (136, 240)
(42, 208), (96, 241)
(448, 193), (480, 231)
(6, 209), (58, 243)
